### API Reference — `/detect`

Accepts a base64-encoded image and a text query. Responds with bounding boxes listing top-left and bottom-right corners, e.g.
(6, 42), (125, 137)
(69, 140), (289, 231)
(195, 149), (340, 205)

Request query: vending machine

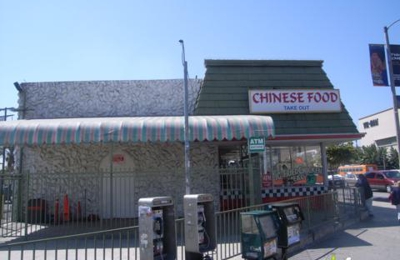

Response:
(184, 194), (216, 257)
(138, 196), (176, 260)
(240, 210), (280, 260)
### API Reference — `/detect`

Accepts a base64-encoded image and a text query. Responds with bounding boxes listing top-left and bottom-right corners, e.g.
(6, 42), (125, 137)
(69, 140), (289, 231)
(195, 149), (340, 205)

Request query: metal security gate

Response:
(0, 169), (186, 238)
(0, 171), (141, 238)
(0, 173), (24, 237)
(219, 168), (250, 211)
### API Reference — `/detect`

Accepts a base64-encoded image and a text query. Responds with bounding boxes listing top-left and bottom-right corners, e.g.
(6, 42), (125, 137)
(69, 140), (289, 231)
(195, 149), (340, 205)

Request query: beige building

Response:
(358, 108), (399, 151)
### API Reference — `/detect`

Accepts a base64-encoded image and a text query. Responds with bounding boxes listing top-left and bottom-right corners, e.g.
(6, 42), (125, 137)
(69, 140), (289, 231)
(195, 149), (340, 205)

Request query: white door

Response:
(99, 150), (135, 219)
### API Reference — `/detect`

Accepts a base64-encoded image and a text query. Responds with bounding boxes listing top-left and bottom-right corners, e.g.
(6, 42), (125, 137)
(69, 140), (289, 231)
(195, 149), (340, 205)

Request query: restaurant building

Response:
(0, 59), (362, 220)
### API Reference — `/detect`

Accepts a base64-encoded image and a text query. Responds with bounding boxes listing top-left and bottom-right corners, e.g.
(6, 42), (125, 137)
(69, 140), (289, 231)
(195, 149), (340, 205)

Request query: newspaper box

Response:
(240, 210), (279, 260)
(271, 202), (304, 248)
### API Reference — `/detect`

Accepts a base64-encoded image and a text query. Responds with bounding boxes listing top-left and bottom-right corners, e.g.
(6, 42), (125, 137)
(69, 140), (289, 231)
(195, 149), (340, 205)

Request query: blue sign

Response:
(390, 45), (400, 87)
(369, 44), (389, 86)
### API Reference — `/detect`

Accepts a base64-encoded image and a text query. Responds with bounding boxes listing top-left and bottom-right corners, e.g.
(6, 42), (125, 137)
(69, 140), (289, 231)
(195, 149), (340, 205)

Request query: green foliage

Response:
(326, 142), (357, 169)
(386, 147), (399, 169)
(360, 145), (380, 165)
(358, 145), (399, 169)
(328, 143), (399, 170)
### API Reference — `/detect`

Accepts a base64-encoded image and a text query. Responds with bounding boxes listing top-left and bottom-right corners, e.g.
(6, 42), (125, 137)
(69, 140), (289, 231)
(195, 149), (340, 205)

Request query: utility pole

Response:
(384, 18), (400, 167)
(179, 39), (191, 195)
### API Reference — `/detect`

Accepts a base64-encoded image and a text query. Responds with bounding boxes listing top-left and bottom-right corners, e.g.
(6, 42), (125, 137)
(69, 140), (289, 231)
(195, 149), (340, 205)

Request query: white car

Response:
(328, 174), (345, 188)
(343, 173), (358, 186)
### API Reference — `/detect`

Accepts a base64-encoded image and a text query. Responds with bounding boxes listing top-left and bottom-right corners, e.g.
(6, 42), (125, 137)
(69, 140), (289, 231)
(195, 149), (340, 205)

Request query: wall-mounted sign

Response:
(249, 89), (341, 113)
(112, 154), (125, 164)
(363, 119), (379, 129)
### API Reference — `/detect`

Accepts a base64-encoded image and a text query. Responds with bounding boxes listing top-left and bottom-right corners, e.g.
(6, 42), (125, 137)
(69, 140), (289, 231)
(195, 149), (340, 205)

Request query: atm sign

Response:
(248, 137), (265, 153)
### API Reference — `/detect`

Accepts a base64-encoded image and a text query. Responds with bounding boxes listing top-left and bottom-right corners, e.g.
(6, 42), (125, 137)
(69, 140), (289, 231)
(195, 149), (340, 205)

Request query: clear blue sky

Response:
(1, 0), (400, 129)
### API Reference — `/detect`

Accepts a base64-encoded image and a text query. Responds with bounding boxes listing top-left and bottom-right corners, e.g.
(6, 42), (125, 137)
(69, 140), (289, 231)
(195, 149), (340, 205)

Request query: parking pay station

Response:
(240, 210), (279, 260)
(138, 196), (176, 260)
(184, 194), (216, 258)
(271, 202), (304, 257)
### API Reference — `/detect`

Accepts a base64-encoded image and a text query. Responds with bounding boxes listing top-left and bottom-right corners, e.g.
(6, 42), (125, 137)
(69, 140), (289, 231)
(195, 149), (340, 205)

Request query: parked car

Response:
(343, 173), (358, 187)
(328, 174), (345, 189)
(364, 170), (400, 192)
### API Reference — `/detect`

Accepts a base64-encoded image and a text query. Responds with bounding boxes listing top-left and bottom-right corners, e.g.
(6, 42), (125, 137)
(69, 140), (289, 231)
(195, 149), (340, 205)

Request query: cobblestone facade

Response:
(18, 79), (221, 217)
(19, 79), (201, 119)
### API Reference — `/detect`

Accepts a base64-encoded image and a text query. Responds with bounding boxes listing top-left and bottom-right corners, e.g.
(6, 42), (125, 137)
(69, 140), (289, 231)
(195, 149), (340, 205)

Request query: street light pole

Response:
(384, 19), (400, 167)
(179, 39), (191, 195)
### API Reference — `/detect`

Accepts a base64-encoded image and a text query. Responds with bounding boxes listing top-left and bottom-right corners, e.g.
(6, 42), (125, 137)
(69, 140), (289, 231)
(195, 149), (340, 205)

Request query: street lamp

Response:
(179, 39), (191, 194)
(384, 19), (400, 167)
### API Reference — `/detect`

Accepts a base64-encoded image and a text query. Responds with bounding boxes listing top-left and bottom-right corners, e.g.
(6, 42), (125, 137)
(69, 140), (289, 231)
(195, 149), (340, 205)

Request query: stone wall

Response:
(22, 142), (219, 217)
(19, 79), (202, 119)
(15, 79), (225, 217)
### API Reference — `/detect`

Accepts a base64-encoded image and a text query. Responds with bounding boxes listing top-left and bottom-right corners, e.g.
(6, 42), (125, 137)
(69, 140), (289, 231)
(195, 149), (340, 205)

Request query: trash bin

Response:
(240, 210), (280, 260)
(27, 198), (48, 224)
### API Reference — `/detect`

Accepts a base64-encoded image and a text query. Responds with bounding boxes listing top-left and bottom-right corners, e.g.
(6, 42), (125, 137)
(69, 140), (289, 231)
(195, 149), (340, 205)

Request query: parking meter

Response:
(240, 210), (279, 260)
(270, 202), (304, 248)
(184, 194), (216, 254)
(138, 196), (176, 260)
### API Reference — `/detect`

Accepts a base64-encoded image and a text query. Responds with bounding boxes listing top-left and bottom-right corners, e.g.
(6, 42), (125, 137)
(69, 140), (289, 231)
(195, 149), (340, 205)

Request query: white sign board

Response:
(249, 89), (341, 113)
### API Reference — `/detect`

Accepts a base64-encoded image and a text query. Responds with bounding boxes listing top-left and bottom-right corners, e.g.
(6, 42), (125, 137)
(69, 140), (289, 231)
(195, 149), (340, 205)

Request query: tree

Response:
(326, 142), (357, 169)
(359, 145), (379, 165)
(358, 145), (399, 169)
(386, 147), (399, 169)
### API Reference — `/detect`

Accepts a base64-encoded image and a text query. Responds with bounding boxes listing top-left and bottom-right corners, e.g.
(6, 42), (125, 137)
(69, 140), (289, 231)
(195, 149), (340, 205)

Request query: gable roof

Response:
(194, 59), (361, 141)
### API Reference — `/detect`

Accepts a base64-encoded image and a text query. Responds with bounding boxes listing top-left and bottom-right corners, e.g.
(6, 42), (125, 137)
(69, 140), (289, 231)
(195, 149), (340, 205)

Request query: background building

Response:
(358, 108), (398, 151)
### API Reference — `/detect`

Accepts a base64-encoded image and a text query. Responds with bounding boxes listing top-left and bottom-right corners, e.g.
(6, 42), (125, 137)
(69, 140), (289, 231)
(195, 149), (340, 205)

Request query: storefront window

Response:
(266, 145), (323, 187)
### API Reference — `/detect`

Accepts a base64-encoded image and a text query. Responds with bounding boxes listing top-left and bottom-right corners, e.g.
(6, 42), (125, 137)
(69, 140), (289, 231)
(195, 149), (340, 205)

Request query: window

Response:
(266, 145), (322, 186)
(365, 172), (375, 179)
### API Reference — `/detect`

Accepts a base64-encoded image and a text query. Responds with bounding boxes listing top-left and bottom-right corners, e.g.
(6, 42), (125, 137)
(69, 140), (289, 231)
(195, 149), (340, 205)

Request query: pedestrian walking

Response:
(388, 181), (400, 222)
(355, 174), (374, 217)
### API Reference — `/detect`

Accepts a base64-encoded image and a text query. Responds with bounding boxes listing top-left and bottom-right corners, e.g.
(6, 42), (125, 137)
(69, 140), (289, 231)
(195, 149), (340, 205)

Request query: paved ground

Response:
(289, 195), (400, 260)
(2, 192), (398, 259)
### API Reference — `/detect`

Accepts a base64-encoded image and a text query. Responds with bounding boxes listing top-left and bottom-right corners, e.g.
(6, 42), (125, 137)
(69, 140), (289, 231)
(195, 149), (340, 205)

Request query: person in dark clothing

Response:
(389, 181), (400, 222)
(355, 174), (374, 217)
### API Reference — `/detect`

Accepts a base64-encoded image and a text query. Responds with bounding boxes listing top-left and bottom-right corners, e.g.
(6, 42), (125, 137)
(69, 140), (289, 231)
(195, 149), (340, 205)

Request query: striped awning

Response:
(0, 115), (274, 145)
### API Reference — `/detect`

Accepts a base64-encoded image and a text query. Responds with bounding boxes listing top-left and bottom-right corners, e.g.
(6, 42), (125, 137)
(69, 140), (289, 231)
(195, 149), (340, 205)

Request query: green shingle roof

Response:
(194, 59), (359, 136)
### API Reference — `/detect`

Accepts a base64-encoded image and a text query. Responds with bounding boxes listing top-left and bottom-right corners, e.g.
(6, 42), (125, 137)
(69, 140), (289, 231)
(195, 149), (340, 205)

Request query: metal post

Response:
(321, 143), (328, 187)
(384, 19), (400, 167)
(180, 40), (202, 260)
(179, 40), (191, 195)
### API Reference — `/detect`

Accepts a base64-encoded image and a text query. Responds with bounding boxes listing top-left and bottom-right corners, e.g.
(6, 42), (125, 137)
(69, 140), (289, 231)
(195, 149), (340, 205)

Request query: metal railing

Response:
(0, 189), (364, 260)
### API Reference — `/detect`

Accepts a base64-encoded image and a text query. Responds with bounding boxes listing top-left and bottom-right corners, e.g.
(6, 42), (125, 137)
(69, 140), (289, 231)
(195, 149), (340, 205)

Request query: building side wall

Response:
(19, 79), (202, 119)
(359, 109), (397, 147)
(22, 142), (219, 216)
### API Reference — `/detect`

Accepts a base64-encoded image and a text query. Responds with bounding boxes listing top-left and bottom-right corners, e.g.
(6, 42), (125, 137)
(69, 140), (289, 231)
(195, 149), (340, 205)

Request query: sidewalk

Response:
(289, 198), (400, 260)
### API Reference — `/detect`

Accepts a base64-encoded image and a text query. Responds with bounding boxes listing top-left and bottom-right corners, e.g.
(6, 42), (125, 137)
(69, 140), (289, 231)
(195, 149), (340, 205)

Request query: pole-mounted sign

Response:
(248, 137), (265, 153)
